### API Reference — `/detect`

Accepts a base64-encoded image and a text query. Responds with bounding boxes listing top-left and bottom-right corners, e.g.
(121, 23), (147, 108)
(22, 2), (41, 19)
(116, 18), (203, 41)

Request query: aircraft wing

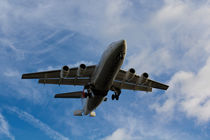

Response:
(114, 69), (169, 91)
(22, 65), (96, 79)
(22, 65), (96, 86)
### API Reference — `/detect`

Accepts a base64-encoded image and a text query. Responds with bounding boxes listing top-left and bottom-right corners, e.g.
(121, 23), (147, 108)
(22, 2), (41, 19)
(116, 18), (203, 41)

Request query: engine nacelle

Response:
(77, 64), (86, 76)
(138, 72), (149, 84)
(125, 68), (136, 81)
(60, 65), (70, 78)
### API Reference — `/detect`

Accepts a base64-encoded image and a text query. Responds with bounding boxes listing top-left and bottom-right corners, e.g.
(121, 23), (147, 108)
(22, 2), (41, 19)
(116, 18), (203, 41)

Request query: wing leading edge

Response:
(22, 65), (96, 79)
(22, 65), (96, 87)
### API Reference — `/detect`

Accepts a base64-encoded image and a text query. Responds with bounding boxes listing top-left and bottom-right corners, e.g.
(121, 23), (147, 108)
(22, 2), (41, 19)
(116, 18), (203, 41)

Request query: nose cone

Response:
(118, 39), (126, 46)
(117, 39), (127, 53)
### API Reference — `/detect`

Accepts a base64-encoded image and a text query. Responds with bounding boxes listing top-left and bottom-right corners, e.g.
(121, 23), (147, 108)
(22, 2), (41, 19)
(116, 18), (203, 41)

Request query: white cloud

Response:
(146, 0), (210, 123)
(0, 112), (15, 140)
(101, 108), (195, 140)
(153, 57), (210, 123)
(7, 107), (69, 140)
(102, 128), (132, 140)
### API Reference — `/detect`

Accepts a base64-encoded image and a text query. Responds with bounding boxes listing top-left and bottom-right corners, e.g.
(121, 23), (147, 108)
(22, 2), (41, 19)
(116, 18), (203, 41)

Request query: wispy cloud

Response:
(7, 107), (69, 140)
(0, 112), (15, 140)
(1, 69), (48, 104)
(101, 107), (196, 140)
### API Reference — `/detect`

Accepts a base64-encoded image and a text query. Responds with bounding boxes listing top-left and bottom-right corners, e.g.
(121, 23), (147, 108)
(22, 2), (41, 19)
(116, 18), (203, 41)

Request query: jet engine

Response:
(77, 64), (86, 76)
(125, 68), (136, 81)
(60, 65), (70, 78)
(138, 72), (149, 84)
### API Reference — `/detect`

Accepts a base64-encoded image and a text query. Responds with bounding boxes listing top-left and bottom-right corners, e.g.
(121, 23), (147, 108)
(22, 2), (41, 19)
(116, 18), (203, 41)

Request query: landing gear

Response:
(116, 96), (119, 100)
(111, 94), (119, 100)
(84, 85), (93, 98)
(111, 87), (121, 100)
(112, 94), (115, 100)
(87, 92), (92, 98)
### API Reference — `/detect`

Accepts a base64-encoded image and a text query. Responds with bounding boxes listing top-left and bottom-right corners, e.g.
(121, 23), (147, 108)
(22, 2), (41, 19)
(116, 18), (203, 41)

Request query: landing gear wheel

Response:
(116, 96), (119, 100)
(112, 94), (115, 100)
(111, 87), (121, 101)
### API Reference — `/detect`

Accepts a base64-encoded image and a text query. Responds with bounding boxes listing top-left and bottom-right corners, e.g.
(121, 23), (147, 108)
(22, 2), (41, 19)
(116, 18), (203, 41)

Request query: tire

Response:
(112, 94), (115, 100)
(116, 96), (119, 100)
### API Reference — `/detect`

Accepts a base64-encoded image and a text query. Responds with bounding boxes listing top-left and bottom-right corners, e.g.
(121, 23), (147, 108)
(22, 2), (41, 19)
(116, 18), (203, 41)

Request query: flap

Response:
(113, 81), (152, 92)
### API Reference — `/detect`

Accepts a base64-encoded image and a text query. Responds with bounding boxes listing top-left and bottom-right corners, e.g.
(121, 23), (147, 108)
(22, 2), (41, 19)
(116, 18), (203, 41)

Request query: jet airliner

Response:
(22, 40), (169, 117)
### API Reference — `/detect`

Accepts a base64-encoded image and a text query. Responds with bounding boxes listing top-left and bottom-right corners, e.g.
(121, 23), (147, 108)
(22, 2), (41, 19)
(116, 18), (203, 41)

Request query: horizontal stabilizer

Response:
(74, 110), (83, 116)
(54, 91), (86, 98)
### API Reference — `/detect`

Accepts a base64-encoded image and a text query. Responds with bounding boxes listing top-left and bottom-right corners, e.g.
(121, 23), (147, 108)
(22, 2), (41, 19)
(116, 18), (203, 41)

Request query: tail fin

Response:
(73, 110), (83, 116)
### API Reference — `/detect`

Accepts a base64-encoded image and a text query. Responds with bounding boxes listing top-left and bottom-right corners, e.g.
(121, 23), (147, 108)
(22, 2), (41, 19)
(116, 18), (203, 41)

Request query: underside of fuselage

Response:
(82, 40), (127, 116)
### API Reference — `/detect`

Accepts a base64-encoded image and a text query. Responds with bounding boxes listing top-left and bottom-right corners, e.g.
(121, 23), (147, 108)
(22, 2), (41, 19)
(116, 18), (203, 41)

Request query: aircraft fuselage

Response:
(83, 40), (127, 115)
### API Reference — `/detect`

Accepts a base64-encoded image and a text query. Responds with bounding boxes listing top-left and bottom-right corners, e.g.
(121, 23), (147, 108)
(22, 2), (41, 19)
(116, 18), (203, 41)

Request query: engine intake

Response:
(129, 68), (135, 74)
(60, 65), (70, 78)
(77, 64), (87, 76)
(125, 68), (136, 81)
(142, 72), (149, 78)
(138, 72), (149, 84)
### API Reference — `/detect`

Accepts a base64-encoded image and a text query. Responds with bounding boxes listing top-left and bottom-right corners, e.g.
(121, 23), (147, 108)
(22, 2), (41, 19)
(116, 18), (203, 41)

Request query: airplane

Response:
(22, 40), (169, 117)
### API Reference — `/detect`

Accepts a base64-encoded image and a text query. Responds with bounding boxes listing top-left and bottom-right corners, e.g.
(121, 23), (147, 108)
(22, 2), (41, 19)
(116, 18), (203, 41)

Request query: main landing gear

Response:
(112, 94), (119, 100)
(111, 88), (121, 101)
(84, 85), (93, 98)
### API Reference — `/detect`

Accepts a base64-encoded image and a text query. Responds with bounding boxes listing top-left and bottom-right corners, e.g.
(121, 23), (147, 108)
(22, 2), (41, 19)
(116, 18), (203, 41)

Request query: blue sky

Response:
(1, 0), (210, 140)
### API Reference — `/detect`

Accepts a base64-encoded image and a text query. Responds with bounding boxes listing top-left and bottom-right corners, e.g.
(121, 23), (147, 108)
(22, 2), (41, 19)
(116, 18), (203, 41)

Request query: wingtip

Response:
(21, 74), (25, 79)
(54, 94), (58, 98)
(165, 85), (169, 90)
